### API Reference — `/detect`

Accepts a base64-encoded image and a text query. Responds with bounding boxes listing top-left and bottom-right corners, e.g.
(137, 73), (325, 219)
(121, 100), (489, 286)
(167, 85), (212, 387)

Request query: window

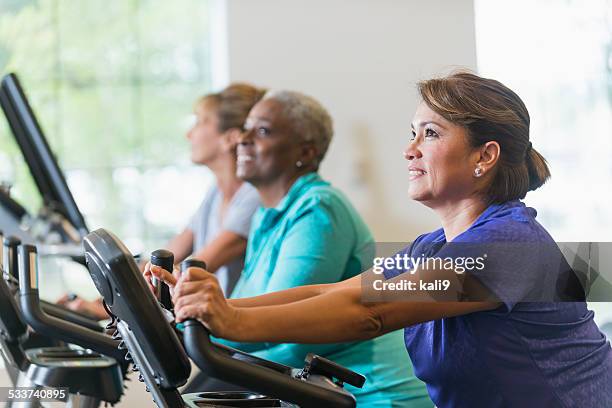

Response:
(0, 0), (216, 254)
(475, 0), (612, 325)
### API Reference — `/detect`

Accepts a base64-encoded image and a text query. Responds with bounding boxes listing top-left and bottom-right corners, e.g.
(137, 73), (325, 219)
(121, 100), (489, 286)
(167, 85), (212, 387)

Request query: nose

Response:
(403, 139), (422, 161)
(236, 127), (255, 146)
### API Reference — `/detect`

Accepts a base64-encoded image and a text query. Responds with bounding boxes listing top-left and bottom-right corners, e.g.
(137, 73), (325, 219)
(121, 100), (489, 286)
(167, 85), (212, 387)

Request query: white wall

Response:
(225, 0), (478, 241)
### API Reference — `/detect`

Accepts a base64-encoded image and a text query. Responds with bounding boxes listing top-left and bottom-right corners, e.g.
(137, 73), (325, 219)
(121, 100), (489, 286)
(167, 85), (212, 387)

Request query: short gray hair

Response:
(262, 90), (333, 165)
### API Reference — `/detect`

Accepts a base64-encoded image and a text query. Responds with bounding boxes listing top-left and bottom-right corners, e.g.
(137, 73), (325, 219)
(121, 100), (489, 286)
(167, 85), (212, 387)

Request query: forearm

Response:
(191, 232), (247, 273)
(225, 290), (498, 344)
(228, 286), (383, 343)
(228, 283), (331, 308)
(165, 229), (194, 264)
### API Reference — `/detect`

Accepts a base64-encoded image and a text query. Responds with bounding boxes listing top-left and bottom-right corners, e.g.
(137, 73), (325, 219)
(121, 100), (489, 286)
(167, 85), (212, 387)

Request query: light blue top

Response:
(224, 173), (432, 407)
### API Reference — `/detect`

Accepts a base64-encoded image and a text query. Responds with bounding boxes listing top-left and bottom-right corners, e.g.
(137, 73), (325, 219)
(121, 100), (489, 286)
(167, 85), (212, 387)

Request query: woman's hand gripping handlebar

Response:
(173, 259), (241, 340)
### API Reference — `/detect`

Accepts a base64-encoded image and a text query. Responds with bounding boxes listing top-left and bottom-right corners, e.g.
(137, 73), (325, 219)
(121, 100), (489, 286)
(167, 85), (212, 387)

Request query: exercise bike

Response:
(82, 228), (366, 407)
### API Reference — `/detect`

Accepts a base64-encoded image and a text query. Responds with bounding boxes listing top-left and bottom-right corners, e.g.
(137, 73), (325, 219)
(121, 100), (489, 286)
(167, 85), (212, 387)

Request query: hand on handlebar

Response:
(172, 266), (240, 339)
(143, 262), (181, 297)
(56, 294), (109, 321)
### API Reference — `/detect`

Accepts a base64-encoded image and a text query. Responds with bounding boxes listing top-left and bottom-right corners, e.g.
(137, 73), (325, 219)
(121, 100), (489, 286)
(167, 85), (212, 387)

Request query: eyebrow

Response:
(246, 116), (272, 124)
(410, 120), (447, 130)
(250, 116), (270, 121)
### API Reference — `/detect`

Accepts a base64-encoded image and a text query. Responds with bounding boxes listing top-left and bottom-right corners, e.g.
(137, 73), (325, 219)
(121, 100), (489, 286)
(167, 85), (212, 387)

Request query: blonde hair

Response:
(197, 83), (267, 132)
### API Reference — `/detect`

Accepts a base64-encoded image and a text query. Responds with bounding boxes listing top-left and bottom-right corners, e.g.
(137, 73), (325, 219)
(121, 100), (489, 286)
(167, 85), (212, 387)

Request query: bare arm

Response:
(172, 268), (500, 343)
(232, 287), (497, 343)
(191, 231), (247, 273)
(164, 228), (194, 265)
(57, 295), (109, 321)
(229, 254), (491, 308)
(228, 280), (347, 308)
(145, 230), (247, 292)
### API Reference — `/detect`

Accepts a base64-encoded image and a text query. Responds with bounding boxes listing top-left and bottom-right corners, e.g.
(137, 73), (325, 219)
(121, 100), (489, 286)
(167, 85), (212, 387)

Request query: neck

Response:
(257, 170), (311, 208)
(430, 196), (489, 242)
(209, 154), (242, 202)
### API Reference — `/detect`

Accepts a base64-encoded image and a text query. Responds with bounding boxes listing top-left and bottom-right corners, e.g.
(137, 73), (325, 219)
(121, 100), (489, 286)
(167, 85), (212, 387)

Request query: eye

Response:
(256, 126), (271, 137)
(425, 128), (439, 138)
(409, 130), (416, 141)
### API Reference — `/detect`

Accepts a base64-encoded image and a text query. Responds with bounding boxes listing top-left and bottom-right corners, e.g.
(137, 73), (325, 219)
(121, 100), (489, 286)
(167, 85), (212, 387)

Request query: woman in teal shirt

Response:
(156, 90), (431, 406)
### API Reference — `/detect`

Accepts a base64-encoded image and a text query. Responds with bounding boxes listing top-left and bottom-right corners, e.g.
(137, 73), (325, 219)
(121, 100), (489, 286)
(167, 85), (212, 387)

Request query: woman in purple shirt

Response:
(166, 72), (612, 407)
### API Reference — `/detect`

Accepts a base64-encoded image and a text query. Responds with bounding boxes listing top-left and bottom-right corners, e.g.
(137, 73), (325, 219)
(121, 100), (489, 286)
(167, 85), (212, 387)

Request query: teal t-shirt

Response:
(224, 173), (431, 407)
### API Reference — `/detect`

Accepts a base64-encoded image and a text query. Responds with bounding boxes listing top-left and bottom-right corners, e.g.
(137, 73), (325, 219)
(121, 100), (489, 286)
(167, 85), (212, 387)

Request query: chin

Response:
(236, 168), (253, 182)
(407, 189), (431, 202)
(190, 152), (208, 165)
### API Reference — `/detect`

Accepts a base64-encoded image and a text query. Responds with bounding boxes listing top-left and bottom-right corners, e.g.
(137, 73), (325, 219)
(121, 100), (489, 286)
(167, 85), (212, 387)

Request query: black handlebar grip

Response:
(180, 259), (207, 274)
(18, 244), (37, 294)
(150, 249), (174, 309)
(180, 259), (209, 335)
(3, 236), (21, 281)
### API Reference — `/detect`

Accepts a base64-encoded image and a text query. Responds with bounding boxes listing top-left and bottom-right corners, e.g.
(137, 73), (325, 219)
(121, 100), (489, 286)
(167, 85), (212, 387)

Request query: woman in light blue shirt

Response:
(165, 84), (264, 295)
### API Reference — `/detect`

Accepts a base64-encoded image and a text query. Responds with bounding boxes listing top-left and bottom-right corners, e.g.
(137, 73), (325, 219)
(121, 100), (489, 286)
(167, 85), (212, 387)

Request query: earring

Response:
(296, 160), (303, 168)
(474, 167), (483, 177)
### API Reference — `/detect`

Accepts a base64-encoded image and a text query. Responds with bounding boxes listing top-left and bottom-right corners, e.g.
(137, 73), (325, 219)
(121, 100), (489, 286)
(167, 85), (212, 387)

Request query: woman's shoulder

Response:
(458, 200), (554, 243)
(236, 180), (259, 197)
(192, 182), (221, 216)
(287, 179), (373, 240)
(292, 179), (361, 218)
(232, 181), (261, 207)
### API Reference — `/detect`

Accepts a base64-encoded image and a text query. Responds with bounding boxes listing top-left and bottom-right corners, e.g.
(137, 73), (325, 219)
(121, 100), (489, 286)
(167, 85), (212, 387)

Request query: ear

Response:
(475, 141), (500, 175)
(298, 140), (319, 168)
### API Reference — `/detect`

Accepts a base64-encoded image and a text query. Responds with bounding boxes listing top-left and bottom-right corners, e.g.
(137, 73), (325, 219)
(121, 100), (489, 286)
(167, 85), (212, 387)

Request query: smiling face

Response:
(404, 102), (481, 206)
(236, 99), (304, 186)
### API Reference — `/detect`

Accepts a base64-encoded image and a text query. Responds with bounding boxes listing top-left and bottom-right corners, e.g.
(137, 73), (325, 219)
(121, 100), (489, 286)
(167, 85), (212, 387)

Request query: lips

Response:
(236, 146), (255, 164)
(237, 154), (254, 164)
(408, 167), (426, 180)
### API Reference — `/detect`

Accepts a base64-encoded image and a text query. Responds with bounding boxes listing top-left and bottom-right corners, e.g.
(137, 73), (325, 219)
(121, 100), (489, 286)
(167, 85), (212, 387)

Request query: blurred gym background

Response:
(0, 0), (611, 367)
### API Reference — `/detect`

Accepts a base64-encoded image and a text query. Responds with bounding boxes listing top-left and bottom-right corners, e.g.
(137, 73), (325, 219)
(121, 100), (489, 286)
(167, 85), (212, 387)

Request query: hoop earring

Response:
(474, 167), (483, 177)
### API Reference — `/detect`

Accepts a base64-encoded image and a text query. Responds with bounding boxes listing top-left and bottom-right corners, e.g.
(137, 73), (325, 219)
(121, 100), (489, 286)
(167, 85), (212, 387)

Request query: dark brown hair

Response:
(198, 83), (267, 132)
(418, 71), (550, 203)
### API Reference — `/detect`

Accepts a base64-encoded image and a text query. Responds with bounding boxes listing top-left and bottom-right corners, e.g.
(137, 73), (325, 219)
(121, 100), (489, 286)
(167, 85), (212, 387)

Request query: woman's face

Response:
(186, 101), (223, 165)
(404, 102), (479, 205)
(236, 99), (303, 186)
